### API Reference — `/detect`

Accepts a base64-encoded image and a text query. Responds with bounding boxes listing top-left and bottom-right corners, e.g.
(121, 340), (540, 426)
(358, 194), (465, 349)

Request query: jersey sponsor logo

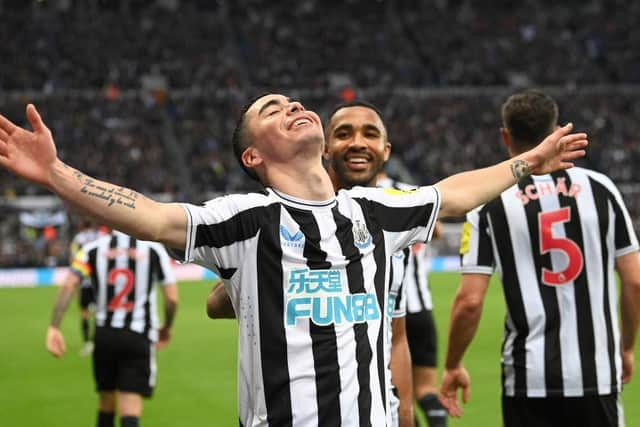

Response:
(352, 220), (372, 249)
(515, 177), (582, 205)
(280, 225), (305, 248)
(383, 188), (418, 196)
(459, 221), (472, 255)
(285, 268), (381, 327)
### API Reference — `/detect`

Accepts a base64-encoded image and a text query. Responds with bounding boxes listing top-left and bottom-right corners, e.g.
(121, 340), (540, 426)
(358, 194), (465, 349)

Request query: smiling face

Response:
(324, 105), (391, 189)
(238, 94), (325, 181)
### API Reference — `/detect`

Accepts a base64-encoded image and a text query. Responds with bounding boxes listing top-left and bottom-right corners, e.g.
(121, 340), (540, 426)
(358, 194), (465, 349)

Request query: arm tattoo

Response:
(510, 159), (530, 180)
(50, 287), (75, 328)
(71, 167), (140, 210)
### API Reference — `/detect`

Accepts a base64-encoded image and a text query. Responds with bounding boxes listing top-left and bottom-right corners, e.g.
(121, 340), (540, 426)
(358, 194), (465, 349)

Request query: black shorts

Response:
(78, 286), (95, 309)
(502, 393), (622, 427)
(405, 309), (437, 367)
(93, 327), (155, 398)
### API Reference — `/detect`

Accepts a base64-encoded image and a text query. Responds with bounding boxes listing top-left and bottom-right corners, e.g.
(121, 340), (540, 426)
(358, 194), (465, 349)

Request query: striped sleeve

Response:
(588, 171), (640, 257)
(348, 185), (441, 253)
(175, 194), (269, 275)
(460, 205), (495, 275)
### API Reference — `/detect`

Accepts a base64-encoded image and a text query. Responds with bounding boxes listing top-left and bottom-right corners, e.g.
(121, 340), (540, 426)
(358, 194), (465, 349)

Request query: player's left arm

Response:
(616, 251), (640, 384)
(435, 124), (587, 218)
(46, 271), (81, 358)
(439, 273), (490, 417)
(390, 316), (414, 427)
(157, 282), (178, 349)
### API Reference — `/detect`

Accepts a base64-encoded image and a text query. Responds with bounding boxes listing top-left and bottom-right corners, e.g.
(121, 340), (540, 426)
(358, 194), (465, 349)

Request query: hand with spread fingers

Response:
(0, 104), (59, 187)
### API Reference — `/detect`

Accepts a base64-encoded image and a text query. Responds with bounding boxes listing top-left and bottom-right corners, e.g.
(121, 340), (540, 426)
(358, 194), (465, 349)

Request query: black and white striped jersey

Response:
(378, 177), (434, 313)
(460, 167), (639, 398)
(177, 186), (440, 427)
(70, 228), (103, 289)
(70, 231), (176, 342)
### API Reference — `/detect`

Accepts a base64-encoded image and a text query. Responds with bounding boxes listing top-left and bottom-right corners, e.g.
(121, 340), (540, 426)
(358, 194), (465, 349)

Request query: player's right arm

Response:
(616, 251), (640, 384)
(0, 105), (186, 249)
(46, 271), (81, 358)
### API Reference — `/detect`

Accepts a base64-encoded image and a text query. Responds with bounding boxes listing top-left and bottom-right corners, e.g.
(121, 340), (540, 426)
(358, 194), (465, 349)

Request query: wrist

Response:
(511, 155), (533, 180)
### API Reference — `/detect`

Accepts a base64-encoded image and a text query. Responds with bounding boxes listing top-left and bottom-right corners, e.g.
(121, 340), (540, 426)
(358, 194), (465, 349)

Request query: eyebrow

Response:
(332, 123), (381, 134)
(258, 97), (290, 116)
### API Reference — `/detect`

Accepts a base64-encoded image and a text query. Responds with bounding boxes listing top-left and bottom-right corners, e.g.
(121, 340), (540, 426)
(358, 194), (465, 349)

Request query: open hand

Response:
(526, 123), (588, 175)
(0, 104), (58, 187)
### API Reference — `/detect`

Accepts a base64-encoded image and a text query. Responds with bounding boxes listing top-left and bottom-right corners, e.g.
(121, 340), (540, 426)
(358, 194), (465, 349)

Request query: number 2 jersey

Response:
(175, 186), (440, 427)
(70, 230), (176, 342)
(460, 167), (639, 398)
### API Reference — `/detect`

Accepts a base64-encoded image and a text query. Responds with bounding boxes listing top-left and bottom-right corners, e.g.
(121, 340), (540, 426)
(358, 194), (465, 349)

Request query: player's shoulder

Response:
(202, 189), (275, 211)
(570, 166), (618, 190)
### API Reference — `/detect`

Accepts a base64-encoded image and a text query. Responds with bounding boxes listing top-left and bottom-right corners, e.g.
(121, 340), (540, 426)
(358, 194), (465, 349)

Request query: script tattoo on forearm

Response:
(72, 169), (139, 209)
(510, 159), (530, 180)
(51, 287), (74, 328)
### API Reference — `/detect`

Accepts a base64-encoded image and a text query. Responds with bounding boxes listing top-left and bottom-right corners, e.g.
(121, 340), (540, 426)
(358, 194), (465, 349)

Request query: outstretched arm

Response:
(0, 105), (186, 248)
(439, 273), (490, 417)
(435, 123), (587, 218)
(46, 271), (81, 358)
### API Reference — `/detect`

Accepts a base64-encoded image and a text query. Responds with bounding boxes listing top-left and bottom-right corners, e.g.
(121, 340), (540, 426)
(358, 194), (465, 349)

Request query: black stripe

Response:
(104, 235), (118, 326)
(486, 196), (530, 395)
(194, 206), (270, 249)
(88, 247), (100, 321)
(218, 267), (237, 280)
(610, 187), (633, 249)
(123, 237), (138, 329)
(409, 248), (428, 312)
(518, 176), (564, 395)
(475, 210), (495, 268)
(358, 199), (435, 233)
(145, 245), (160, 339)
(257, 204), (293, 426)
(286, 207), (341, 426)
(332, 206), (373, 427)
(555, 170), (598, 392)
(589, 177), (618, 393)
(356, 199), (388, 419)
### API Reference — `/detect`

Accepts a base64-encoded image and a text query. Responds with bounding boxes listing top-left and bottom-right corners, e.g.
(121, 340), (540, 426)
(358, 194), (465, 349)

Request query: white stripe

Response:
(576, 172), (611, 394)
(607, 201), (623, 392)
(504, 190), (547, 396)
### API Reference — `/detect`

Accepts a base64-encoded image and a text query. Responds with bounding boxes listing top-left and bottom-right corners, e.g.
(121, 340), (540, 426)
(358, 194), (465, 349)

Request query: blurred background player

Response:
(68, 216), (105, 356)
(378, 171), (447, 427)
(439, 89), (640, 427)
(46, 230), (179, 427)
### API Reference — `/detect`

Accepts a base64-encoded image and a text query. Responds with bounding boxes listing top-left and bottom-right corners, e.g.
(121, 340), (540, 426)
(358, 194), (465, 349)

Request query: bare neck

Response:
(264, 162), (336, 201)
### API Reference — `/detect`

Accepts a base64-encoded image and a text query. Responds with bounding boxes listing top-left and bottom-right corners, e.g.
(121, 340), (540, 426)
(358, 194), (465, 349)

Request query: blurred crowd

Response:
(1, 0), (639, 266)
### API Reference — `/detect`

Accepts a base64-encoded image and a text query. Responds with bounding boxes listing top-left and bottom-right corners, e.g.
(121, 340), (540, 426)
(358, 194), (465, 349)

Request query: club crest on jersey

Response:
(280, 225), (305, 248)
(352, 220), (372, 249)
(285, 268), (381, 327)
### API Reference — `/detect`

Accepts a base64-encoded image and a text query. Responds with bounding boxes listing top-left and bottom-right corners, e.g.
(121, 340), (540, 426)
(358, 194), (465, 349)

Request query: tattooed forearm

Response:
(510, 159), (530, 180)
(63, 164), (140, 210)
(50, 287), (75, 328)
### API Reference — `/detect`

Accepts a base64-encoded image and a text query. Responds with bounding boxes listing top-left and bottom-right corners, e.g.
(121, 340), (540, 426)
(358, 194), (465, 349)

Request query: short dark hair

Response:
(325, 100), (386, 140)
(501, 89), (559, 152)
(231, 94), (270, 182)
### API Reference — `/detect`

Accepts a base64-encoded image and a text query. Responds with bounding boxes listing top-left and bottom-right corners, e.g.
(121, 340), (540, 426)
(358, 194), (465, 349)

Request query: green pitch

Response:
(0, 273), (637, 426)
